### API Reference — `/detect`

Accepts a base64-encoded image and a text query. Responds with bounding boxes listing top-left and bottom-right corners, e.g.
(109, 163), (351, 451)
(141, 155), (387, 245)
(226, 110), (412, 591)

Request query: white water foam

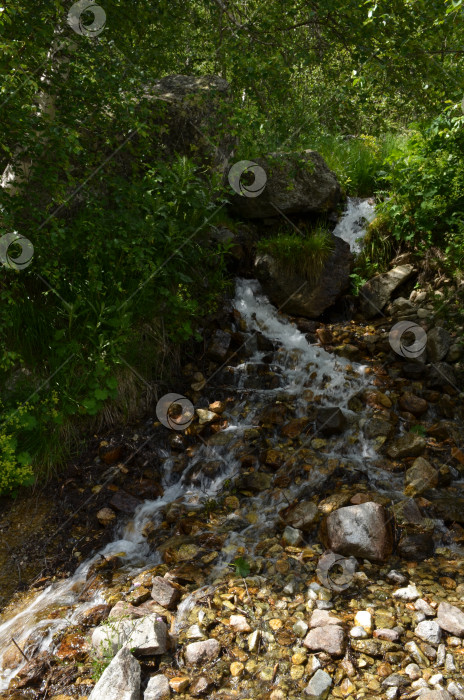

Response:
(333, 197), (376, 253)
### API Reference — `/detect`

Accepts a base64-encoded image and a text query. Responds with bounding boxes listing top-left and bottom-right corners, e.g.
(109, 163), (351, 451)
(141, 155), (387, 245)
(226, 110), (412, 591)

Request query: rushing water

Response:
(0, 199), (401, 691)
(333, 197), (376, 253)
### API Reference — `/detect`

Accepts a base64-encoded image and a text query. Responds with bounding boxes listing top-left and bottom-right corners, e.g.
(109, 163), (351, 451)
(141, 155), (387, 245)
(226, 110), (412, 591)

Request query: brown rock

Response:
(151, 576), (181, 609)
(399, 392), (428, 416)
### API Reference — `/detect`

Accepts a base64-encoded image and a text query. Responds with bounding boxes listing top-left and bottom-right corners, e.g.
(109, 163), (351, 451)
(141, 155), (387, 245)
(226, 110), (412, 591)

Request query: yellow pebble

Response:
(230, 661), (244, 677)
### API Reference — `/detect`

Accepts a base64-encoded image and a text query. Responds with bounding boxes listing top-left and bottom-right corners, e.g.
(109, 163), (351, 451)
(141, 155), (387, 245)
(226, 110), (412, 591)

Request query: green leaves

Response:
(231, 557), (251, 578)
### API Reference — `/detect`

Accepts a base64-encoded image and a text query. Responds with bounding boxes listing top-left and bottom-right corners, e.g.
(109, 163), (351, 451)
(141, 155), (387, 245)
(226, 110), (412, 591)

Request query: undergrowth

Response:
(257, 224), (334, 282)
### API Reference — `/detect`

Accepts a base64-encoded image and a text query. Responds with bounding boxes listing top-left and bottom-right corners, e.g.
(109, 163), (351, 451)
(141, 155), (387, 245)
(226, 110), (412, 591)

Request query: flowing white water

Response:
(333, 197), (376, 253)
(0, 201), (391, 692)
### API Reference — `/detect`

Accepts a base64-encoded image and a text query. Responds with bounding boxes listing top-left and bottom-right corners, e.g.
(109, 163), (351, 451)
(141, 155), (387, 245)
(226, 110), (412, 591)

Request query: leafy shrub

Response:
(257, 225), (334, 282)
(0, 157), (231, 493)
(378, 107), (464, 260)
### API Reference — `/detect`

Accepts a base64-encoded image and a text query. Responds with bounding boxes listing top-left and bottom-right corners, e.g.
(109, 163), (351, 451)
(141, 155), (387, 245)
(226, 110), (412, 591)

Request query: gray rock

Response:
(144, 675), (171, 700)
(419, 691), (453, 700)
(184, 639), (221, 665)
(310, 610), (342, 628)
(149, 75), (234, 170)
(415, 620), (442, 645)
(206, 330), (231, 362)
(447, 681), (464, 700)
(281, 500), (318, 530)
(360, 264), (414, 319)
(282, 525), (303, 546)
(316, 407), (347, 436)
(427, 327), (451, 363)
(393, 584), (421, 601)
(405, 663), (421, 680)
(88, 646), (140, 700)
(92, 615), (167, 657)
(387, 434), (426, 460)
(303, 625), (345, 656)
(373, 628), (400, 642)
(415, 599), (436, 616)
(321, 501), (393, 562)
(304, 669), (333, 699)
(404, 457), (438, 496)
(151, 577), (181, 610)
(382, 673), (410, 687)
(446, 343), (462, 363)
(437, 602), (464, 637)
(254, 235), (352, 319)
(230, 150), (340, 219)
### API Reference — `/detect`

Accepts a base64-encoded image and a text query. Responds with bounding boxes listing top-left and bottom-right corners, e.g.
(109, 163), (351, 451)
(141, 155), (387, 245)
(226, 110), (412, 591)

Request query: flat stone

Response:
(229, 614), (252, 633)
(304, 625), (345, 656)
(88, 646), (140, 700)
(184, 639), (220, 665)
(437, 602), (464, 637)
(310, 610), (342, 628)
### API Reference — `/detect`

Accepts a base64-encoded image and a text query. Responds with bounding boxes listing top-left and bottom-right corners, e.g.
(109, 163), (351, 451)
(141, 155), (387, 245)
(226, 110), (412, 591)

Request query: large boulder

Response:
(254, 235), (353, 318)
(88, 646), (140, 700)
(143, 74), (234, 171)
(229, 150), (341, 219)
(360, 265), (414, 319)
(320, 501), (394, 562)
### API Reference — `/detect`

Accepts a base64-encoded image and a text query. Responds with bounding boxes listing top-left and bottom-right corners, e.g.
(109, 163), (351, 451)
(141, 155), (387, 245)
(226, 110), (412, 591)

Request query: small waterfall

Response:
(333, 197), (376, 253)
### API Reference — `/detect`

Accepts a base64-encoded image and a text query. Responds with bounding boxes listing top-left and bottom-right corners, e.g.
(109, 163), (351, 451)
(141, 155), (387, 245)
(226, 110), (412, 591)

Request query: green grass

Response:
(310, 133), (409, 196)
(257, 224), (334, 282)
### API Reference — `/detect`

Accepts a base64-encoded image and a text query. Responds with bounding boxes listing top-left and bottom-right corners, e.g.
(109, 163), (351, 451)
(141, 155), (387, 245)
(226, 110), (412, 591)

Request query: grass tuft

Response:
(257, 224), (334, 282)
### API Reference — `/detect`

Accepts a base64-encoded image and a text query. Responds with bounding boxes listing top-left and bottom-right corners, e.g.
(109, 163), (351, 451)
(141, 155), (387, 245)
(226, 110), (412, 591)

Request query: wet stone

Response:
(303, 625), (345, 656)
(184, 639), (220, 665)
(304, 669), (332, 699)
(437, 602), (464, 637)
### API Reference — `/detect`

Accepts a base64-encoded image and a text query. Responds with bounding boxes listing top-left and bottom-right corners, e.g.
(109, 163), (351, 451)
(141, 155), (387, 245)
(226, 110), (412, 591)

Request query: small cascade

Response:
(333, 197), (376, 253)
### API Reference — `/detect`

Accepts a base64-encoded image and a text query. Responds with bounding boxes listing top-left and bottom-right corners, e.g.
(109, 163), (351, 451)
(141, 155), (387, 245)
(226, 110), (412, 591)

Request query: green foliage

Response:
(410, 425), (426, 437)
(377, 104), (464, 265)
(313, 134), (407, 196)
(257, 225), (334, 282)
(231, 557), (251, 578)
(0, 156), (230, 492)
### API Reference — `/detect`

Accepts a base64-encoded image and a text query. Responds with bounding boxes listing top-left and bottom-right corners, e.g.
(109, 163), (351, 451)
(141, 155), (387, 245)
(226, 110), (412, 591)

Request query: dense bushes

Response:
(0, 157), (231, 493)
